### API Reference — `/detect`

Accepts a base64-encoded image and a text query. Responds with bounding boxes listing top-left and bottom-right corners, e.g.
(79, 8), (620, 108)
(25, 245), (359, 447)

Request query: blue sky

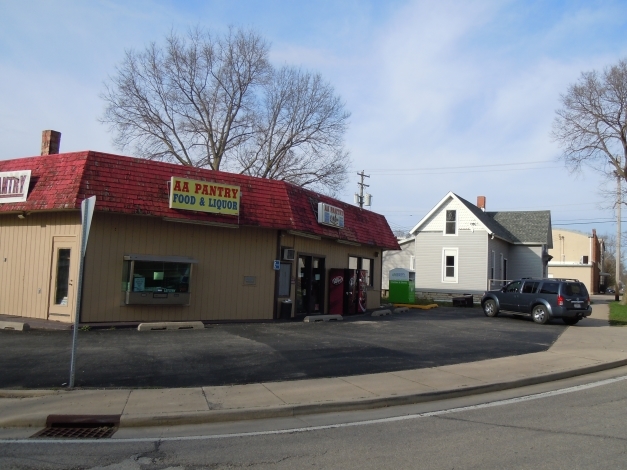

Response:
(1, 0), (626, 238)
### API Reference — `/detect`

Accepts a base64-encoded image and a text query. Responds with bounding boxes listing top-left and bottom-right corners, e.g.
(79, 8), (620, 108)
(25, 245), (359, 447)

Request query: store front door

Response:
(48, 236), (78, 321)
(296, 255), (325, 315)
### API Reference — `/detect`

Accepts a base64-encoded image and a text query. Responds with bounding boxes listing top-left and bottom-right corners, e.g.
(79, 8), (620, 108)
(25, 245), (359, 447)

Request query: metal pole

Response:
(616, 173), (621, 302)
(69, 196), (95, 388)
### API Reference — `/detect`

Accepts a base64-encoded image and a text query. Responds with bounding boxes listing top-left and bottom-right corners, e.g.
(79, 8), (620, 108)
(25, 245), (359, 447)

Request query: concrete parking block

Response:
(124, 388), (209, 415)
(341, 372), (434, 396)
(0, 321), (29, 331)
(263, 377), (376, 404)
(303, 315), (343, 322)
(137, 321), (204, 331)
(371, 309), (391, 317)
(203, 383), (286, 410)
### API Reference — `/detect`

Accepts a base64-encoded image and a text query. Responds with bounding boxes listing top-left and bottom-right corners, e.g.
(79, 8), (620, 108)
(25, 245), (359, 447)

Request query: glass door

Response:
(295, 255), (325, 315)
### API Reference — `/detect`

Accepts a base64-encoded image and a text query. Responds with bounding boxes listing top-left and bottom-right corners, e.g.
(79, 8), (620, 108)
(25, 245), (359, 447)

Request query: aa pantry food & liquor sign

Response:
(169, 177), (240, 216)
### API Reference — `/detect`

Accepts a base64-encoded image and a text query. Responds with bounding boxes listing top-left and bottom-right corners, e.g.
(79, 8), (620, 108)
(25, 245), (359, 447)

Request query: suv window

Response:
(564, 282), (588, 296)
(505, 281), (522, 293)
(522, 281), (539, 294)
(540, 282), (559, 294)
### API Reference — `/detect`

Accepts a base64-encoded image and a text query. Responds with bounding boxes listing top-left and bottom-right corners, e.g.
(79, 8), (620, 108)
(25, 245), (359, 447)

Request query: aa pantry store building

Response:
(0, 148), (399, 326)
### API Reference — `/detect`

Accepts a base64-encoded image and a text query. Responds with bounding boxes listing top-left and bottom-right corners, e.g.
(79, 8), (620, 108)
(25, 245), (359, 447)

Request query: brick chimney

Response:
(41, 130), (61, 155)
(477, 196), (486, 212)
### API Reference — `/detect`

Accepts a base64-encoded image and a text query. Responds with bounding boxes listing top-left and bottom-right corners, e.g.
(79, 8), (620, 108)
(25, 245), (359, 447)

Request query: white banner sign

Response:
(317, 202), (345, 228)
(0, 170), (31, 203)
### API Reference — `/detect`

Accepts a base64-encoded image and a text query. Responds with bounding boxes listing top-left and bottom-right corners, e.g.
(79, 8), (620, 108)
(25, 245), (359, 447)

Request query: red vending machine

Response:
(328, 269), (368, 315)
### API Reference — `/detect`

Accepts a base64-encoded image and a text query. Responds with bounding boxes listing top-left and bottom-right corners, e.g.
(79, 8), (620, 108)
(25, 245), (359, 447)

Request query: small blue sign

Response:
(273, 260), (281, 270)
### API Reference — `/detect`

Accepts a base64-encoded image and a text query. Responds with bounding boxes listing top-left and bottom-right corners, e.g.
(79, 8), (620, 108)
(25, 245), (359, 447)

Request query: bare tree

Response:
(553, 58), (627, 179)
(236, 66), (350, 194)
(101, 27), (270, 170)
(101, 28), (351, 193)
(553, 58), (627, 301)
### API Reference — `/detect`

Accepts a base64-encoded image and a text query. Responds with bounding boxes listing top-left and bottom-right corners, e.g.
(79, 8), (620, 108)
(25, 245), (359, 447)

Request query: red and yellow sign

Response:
(169, 177), (240, 216)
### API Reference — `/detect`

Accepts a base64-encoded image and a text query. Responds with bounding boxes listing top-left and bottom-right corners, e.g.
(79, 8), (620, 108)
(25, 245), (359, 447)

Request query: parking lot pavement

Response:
(0, 307), (566, 389)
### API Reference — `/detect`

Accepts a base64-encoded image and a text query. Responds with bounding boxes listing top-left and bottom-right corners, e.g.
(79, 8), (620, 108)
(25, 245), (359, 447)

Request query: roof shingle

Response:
(0, 151), (400, 250)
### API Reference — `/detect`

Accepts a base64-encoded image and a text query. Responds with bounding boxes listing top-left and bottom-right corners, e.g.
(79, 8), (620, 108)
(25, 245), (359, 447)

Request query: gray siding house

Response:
(382, 192), (553, 298)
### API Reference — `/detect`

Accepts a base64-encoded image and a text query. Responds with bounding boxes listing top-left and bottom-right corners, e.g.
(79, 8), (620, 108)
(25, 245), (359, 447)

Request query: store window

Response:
(348, 256), (374, 287)
(122, 254), (198, 305)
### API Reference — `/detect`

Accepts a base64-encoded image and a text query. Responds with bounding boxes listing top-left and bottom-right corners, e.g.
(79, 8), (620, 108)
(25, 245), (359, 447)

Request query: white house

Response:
(382, 192), (553, 299)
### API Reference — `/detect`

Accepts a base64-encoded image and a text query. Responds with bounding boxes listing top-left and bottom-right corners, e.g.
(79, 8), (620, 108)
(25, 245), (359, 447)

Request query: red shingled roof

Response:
(0, 151), (400, 250)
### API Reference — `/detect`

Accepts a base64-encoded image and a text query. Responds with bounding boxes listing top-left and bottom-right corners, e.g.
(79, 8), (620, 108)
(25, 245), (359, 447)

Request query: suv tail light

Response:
(557, 295), (564, 306)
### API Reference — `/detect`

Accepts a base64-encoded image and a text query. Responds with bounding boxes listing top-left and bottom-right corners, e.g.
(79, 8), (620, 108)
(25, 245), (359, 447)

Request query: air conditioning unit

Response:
(283, 248), (295, 261)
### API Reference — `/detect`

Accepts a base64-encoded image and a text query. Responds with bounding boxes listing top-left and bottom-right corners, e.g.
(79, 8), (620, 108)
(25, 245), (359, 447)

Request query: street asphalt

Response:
(0, 307), (565, 389)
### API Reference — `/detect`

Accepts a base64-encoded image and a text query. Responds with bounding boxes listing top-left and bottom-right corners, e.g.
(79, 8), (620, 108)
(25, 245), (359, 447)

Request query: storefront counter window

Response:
(122, 254), (198, 305)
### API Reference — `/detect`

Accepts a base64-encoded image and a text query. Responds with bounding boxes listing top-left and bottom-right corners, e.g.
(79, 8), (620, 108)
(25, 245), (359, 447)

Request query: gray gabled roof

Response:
(456, 194), (553, 247)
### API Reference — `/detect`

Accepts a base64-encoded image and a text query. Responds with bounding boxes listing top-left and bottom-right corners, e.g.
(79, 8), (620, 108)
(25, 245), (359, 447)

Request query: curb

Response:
(3, 358), (626, 429)
(117, 357), (627, 427)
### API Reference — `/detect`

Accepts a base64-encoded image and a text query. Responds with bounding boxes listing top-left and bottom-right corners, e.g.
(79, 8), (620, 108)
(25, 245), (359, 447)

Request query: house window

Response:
(409, 256), (415, 271)
(442, 248), (458, 283)
(445, 210), (456, 235)
(349, 256), (374, 287)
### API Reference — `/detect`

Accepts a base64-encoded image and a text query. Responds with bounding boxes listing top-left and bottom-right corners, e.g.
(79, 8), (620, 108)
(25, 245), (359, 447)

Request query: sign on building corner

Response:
(0, 170), (31, 203)
(317, 202), (345, 228)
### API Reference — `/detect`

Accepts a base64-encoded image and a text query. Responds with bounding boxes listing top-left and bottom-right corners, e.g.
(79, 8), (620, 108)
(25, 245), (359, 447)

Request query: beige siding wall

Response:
(550, 229), (591, 263)
(2, 211), (385, 323)
(280, 233), (383, 311)
(81, 213), (278, 323)
(0, 212), (81, 322)
(547, 265), (593, 294)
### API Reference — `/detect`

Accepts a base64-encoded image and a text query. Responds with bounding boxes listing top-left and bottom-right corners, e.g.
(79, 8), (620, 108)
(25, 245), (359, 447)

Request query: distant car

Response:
(606, 288), (615, 294)
(481, 278), (591, 325)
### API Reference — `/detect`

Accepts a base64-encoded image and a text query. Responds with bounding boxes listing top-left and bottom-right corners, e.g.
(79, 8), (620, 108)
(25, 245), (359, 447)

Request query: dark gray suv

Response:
(481, 278), (592, 325)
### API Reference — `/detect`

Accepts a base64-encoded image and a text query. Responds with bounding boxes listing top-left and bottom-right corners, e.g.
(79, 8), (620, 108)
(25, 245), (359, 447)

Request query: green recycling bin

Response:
(388, 268), (416, 303)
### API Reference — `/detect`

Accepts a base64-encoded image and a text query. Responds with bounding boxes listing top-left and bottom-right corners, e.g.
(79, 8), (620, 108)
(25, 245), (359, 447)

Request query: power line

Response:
(364, 160), (555, 172)
(369, 166), (560, 176)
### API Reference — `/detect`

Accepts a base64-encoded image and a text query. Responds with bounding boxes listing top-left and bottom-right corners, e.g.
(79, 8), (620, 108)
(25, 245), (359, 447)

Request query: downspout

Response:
(273, 230), (282, 320)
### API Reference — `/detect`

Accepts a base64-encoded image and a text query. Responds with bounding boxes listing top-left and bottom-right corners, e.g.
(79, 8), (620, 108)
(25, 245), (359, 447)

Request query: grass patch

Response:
(609, 302), (627, 326)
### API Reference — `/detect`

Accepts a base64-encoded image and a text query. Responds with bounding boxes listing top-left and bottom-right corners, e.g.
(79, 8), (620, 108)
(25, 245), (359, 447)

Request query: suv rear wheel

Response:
(532, 305), (549, 324)
(483, 299), (499, 317)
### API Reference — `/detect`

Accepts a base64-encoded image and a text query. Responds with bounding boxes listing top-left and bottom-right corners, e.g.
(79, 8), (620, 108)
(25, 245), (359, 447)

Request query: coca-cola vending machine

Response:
(328, 269), (368, 315)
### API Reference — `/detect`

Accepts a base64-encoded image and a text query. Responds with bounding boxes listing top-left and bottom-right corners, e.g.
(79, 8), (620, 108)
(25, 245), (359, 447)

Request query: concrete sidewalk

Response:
(1, 302), (626, 431)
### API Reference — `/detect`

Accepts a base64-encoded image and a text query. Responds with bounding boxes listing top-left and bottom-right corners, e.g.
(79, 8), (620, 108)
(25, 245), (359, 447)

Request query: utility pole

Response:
(355, 170), (371, 209)
(616, 172), (621, 302)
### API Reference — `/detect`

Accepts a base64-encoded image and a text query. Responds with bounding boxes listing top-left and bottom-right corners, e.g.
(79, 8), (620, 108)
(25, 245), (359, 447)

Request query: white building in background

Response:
(382, 192), (553, 299)
(548, 228), (604, 294)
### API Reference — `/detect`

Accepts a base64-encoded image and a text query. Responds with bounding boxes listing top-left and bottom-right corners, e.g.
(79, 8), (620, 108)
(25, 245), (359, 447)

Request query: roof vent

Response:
(41, 130), (61, 155)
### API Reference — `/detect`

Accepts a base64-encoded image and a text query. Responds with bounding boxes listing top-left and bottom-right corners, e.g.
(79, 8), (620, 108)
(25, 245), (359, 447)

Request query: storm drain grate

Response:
(31, 414), (121, 439)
